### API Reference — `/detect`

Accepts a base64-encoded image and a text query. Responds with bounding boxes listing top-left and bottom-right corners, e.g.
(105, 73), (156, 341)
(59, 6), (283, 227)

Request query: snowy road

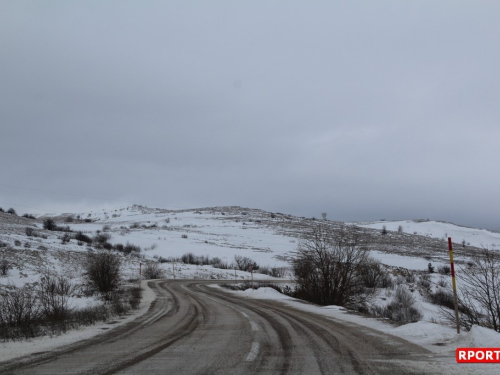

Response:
(1, 280), (444, 374)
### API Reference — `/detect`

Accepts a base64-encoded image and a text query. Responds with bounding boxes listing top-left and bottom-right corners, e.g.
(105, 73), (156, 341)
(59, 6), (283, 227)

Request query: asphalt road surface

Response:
(1, 280), (442, 374)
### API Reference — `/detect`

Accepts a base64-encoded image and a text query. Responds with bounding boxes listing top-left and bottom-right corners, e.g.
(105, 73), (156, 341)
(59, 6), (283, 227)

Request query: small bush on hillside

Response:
(1, 260), (10, 276)
(74, 232), (92, 244)
(418, 274), (431, 289)
(84, 251), (121, 299)
(122, 242), (141, 255)
(234, 255), (259, 272)
(428, 289), (455, 310)
(371, 285), (422, 324)
(142, 262), (165, 279)
(14, 240), (21, 246)
(360, 258), (385, 288)
(7, 208), (17, 215)
(0, 207), (4, 212)
(438, 265), (451, 275)
(378, 272), (394, 288)
(93, 233), (112, 244)
(61, 234), (71, 244)
(43, 218), (57, 231)
(257, 266), (288, 278)
(37, 275), (75, 322)
(22, 214), (36, 219)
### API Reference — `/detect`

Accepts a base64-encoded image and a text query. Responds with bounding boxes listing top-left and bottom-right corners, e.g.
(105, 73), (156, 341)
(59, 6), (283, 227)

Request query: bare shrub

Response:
(429, 289), (455, 310)
(0, 285), (42, 339)
(418, 274), (431, 289)
(291, 225), (374, 308)
(93, 233), (112, 244)
(405, 273), (416, 283)
(7, 208), (17, 215)
(37, 275), (75, 322)
(43, 218), (57, 231)
(142, 262), (165, 279)
(378, 272), (394, 288)
(181, 234), (188, 239)
(234, 255), (259, 272)
(84, 251), (121, 299)
(122, 242), (141, 256)
(437, 265), (451, 275)
(257, 266), (288, 278)
(74, 232), (92, 244)
(371, 285), (422, 323)
(25, 227), (35, 236)
(437, 277), (448, 288)
(1, 260), (10, 276)
(360, 258), (385, 288)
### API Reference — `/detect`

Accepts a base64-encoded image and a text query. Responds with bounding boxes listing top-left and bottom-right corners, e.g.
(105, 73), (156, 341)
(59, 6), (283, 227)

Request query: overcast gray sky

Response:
(1, 1), (499, 230)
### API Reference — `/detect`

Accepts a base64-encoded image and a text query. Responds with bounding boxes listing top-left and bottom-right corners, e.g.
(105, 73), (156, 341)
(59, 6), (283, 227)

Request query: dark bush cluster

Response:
(1, 259), (10, 276)
(43, 218), (72, 233)
(234, 255), (259, 272)
(74, 231), (92, 244)
(7, 208), (17, 215)
(84, 251), (121, 299)
(22, 213), (36, 219)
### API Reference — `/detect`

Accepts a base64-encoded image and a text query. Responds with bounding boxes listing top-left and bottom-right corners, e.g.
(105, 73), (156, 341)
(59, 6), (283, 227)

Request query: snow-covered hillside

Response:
(355, 219), (500, 249)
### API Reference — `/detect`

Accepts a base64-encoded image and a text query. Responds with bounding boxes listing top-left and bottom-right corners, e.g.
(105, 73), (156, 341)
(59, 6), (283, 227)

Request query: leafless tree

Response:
(440, 248), (500, 332)
(291, 225), (375, 308)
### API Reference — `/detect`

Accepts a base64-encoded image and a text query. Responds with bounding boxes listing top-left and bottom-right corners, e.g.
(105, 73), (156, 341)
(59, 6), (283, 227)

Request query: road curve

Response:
(1, 280), (440, 374)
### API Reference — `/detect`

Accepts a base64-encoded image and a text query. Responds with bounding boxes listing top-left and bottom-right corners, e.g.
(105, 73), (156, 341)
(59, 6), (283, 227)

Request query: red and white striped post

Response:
(448, 238), (460, 334)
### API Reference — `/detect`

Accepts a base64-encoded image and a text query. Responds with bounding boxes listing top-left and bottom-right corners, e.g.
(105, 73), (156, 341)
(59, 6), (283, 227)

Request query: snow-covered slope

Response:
(355, 219), (500, 249)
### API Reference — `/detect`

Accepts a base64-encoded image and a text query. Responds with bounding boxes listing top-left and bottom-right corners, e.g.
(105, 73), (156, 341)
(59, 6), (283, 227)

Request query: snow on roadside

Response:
(0, 280), (156, 363)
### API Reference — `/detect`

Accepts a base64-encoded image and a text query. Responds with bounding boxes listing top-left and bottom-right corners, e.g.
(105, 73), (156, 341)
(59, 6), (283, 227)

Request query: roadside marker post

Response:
(139, 262), (142, 288)
(448, 237), (460, 334)
(250, 265), (253, 288)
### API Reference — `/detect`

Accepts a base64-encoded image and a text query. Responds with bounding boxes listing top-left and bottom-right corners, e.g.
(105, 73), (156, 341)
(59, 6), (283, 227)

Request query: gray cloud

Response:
(1, 1), (500, 230)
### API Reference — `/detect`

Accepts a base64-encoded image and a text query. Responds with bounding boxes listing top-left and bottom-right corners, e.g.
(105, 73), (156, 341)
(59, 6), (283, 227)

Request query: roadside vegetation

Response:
(0, 250), (142, 341)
